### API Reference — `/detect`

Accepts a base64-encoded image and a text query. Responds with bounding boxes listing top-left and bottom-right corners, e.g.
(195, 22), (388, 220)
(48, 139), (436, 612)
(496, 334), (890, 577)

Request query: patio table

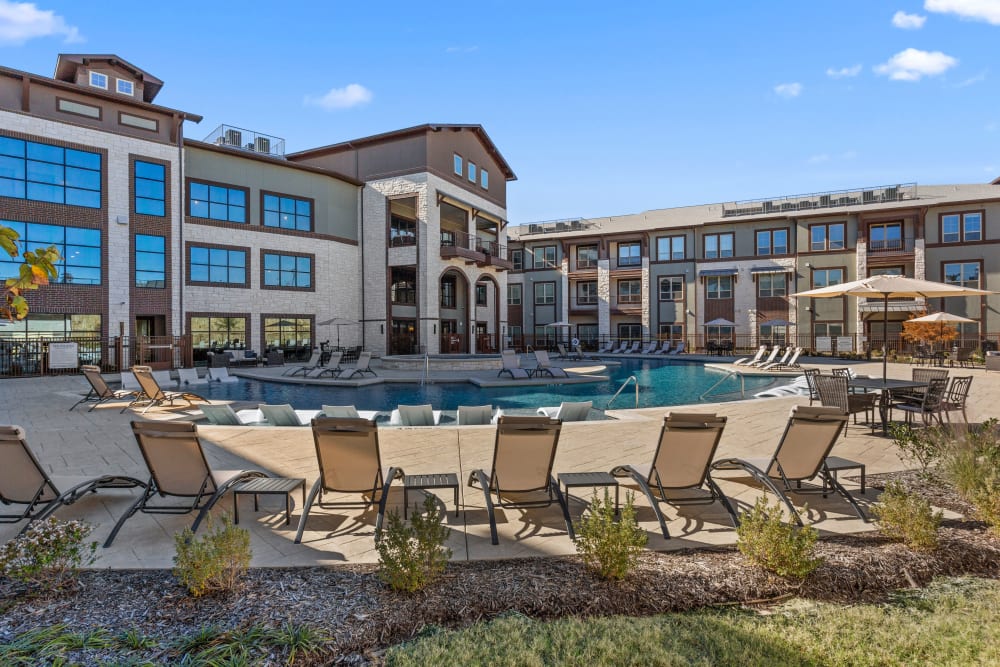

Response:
(849, 378), (928, 435)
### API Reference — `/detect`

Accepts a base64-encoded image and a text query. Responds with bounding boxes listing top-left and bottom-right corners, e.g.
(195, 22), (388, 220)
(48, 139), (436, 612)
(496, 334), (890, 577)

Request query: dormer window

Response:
(116, 79), (134, 96)
(468, 162), (476, 183)
(89, 71), (108, 89)
(453, 153), (462, 176)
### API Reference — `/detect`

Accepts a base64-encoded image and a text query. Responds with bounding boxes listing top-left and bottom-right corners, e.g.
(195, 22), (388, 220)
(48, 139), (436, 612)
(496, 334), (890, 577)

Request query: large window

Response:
(189, 181), (246, 222)
(658, 324), (683, 341)
(390, 214), (416, 246)
(475, 283), (488, 306)
(189, 245), (246, 285)
(133, 160), (164, 216)
(757, 274), (786, 297)
(190, 316), (246, 349)
(618, 323), (642, 340)
(0, 313), (100, 341)
(534, 281), (555, 305)
(810, 223), (845, 251)
(0, 221), (100, 285)
(264, 317), (311, 349)
(706, 275), (733, 299)
(390, 267), (416, 305)
(812, 268), (844, 288)
(0, 137), (101, 208)
(704, 233), (734, 259)
(263, 252), (311, 289)
(755, 229), (788, 256)
(577, 280), (598, 305)
(511, 249), (523, 271)
(657, 236), (685, 261)
(943, 262), (980, 288)
(134, 234), (165, 288)
(576, 245), (598, 269)
(534, 245), (557, 268)
(263, 193), (312, 231)
(617, 242), (641, 267)
(617, 279), (642, 304)
(941, 212), (982, 243)
(659, 276), (683, 301)
(506, 283), (521, 306)
(441, 276), (457, 308)
(577, 323), (599, 345)
(869, 222), (902, 251)
(814, 323), (844, 338)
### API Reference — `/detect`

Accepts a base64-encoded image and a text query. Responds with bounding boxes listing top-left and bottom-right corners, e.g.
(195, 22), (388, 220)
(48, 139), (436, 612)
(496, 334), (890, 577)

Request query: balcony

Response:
(440, 230), (486, 264)
(859, 297), (925, 312)
(722, 183), (917, 217)
(203, 124), (286, 158)
(866, 237), (915, 263)
(479, 239), (513, 270)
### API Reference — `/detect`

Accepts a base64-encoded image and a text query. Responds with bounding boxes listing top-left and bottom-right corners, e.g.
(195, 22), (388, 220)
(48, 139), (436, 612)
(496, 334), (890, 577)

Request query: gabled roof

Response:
(287, 123), (517, 180)
(55, 54), (164, 103)
(184, 139), (365, 186)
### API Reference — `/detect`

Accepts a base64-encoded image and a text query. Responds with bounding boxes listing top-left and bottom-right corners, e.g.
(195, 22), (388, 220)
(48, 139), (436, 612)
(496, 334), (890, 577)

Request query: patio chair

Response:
(389, 404), (442, 426)
(803, 368), (821, 405)
(640, 341), (658, 355)
(498, 350), (530, 379)
(294, 417), (404, 543)
(265, 351), (285, 366)
(537, 400), (592, 421)
(595, 341), (615, 354)
(70, 365), (139, 412)
(610, 341), (629, 354)
(555, 344), (570, 359)
(748, 345), (781, 367)
(0, 425), (144, 530)
(531, 350), (569, 378)
(258, 403), (322, 426)
(709, 405), (866, 525)
(457, 405), (503, 425)
(283, 350), (323, 377)
(953, 347), (974, 368)
(762, 347), (803, 371)
(814, 374), (875, 434)
(940, 376), (973, 425)
(609, 413), (731, 539)
(178, 368), (209, 386)
(668, 341), (686, 355)
(341, 351), (376, 379)
(129, 366), (208, 414)
(654, 340), (672, 355)
(468, 416), (570, 545)
(199, 403), (266, 425)
(623, 341), (641, 354)
(892, 368), (949, 404)
(894, 377), (949, 426)
(733, 345), (767, 367)
(308, 351), (343, 378)
(321, 404), (380, 421)
(104, 421), (270, 547)
(208, 367), (239, 383)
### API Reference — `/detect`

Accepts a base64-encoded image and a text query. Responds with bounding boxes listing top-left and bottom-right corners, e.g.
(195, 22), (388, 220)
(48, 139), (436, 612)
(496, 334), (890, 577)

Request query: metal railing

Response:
(203, 124), (286, 158)
(607, 375), (640, 409)
(722, 183), (917, 218)
(0, 335), (194, 377)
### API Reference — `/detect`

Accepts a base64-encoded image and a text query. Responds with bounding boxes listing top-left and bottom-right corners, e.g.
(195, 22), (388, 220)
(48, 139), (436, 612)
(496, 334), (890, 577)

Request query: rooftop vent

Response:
(204, 124), (285, 158)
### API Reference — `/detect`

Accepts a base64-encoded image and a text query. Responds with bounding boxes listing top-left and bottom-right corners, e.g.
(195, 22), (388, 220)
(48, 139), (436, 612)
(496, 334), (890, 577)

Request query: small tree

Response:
(1, 224), (60, 321)
(574, 490), (647, 580)
(900, 312), (958, 352)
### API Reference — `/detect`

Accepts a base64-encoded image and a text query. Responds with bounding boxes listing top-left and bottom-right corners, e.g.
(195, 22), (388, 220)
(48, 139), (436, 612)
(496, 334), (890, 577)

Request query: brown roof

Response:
(287, 123), (517, 180)
(184, 139), (365, 186)
(55, 54), (164, 103)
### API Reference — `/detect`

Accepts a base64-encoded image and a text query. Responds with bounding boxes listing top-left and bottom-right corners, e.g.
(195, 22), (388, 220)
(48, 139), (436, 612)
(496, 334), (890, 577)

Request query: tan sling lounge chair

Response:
(129, 366), (208, 413)
(531, 350), (569, 378)
(609, 413), (731, 539)
(468, 416), (570, 545)
(294, 417), (404, 543)
(70, 365), (139, 412)
(104, 421), (268, 546)
(498, 349), (530, 379)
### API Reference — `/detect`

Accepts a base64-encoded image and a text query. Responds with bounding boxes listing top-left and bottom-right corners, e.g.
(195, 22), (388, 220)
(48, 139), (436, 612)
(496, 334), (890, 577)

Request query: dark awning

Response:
(750, 266), (793, 274)
(698, 268), (739, 277)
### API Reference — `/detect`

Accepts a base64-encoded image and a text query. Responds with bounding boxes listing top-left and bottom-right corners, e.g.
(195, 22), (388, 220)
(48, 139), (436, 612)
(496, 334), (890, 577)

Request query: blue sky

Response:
(2, 0), (999, 222)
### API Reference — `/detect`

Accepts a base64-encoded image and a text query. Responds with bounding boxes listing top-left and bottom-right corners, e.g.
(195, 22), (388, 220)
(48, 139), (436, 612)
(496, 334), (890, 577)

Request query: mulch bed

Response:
(1, 471), (998, 665)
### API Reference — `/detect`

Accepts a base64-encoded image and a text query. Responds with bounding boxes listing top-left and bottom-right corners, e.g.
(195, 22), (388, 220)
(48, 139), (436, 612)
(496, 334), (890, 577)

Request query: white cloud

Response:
(446, 45), (478, 53)
(774, 82), (802, 98)
(955, 70), (988, 86)
(925, 0), (1000, 25)
(0, 0), (82, 45)
(892, 10), (927, 28)
(807, 154), (830, 164)
(826, 64), (863, 78)
(874, 47), (958, 81)
(304, 83), (373, 110)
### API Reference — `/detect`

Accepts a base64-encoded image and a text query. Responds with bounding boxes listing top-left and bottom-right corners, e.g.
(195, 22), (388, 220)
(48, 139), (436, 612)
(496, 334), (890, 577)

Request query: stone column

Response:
(641, 257), (650, 338)
(597, 259), (611, 340)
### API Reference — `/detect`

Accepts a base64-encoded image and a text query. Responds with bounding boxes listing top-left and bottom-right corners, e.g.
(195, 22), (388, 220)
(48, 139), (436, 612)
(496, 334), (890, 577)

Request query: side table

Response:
(403, 473), (460, 518)
(232, 477), (306, 525)
(558, 471), (620, 539)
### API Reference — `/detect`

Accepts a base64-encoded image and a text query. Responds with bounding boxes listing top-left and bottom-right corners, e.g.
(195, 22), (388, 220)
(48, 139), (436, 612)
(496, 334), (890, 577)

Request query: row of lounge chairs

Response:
(498, 350), (570, 379)
(595, 340), (686, 355)
(282, 351), (376, 380)
(733, 345), (803, 370)
(71, 365), (209, 414)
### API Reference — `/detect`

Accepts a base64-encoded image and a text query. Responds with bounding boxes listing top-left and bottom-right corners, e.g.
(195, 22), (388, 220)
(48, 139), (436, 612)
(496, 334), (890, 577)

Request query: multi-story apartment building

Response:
(508, 183), (1000, 353)
(0, 55), (515, 373)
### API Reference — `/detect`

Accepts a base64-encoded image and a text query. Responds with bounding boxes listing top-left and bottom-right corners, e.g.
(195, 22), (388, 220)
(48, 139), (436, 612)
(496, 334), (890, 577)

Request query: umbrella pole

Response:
(882, 294), (889, 383)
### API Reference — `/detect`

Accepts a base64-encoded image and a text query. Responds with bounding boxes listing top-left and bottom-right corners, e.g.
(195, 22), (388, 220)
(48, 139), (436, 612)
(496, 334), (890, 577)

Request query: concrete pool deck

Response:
(0, 357), (994, 568)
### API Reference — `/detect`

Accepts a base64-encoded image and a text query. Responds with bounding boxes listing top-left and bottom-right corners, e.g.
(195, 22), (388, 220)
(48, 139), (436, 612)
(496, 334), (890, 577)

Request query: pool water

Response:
(197, 359), (783, 412)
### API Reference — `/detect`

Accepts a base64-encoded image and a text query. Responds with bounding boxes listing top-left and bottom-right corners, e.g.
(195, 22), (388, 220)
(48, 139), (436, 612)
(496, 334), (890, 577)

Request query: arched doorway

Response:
(439, 268), (470, 353)
(474, 274), (501, 353)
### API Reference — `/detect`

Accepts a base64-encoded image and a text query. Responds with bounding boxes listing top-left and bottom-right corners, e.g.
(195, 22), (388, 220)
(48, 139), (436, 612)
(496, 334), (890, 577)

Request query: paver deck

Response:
(0, 357), (994, 568)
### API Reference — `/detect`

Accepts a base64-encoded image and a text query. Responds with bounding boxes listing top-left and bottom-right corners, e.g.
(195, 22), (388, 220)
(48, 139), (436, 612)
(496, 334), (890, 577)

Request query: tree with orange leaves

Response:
(900, 311), (959, 351)
(1, 223), (60, 321)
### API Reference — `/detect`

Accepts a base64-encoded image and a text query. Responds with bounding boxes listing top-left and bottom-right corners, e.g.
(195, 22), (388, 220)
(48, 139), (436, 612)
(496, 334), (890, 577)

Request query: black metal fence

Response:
(0, 336), (193, 378)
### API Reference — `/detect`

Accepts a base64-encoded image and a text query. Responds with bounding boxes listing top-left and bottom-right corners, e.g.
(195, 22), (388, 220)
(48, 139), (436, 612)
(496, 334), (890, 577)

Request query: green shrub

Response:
(173, 515), (251, 597)
(888, 422), (950, 477)
(941, 419), (1000, 536)
(377, 495), (452, 592)
(574, 490), (647, 580)
(872, 481), (942, 551)
(0, 518), (96, 592)
(736, 498), (822, 579)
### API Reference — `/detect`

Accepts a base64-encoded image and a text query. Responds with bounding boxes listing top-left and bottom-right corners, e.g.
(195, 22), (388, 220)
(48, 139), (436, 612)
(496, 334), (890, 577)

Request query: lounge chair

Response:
(321, 404), (380, 421)
(555, 344), (570, 359)
(178, 368), (209, 386)
(0, 425), (144, 530)
(208, 367), (239, 383)
(152, 370), (175, 388)
(610, 413), (731, 539)
(104, 421), (270, 547)
(595, 341), (615, 354)
(610, 341), (629, 354)
(640, 341), (658, 355)
(200, 404), (264, 426)
(129, 366), (208, 414)
(294, 417), (404, 543)
(709, 406), (866, 526)
(531, 350), (569, 378)
(257, 403), (322, 426)
(623, 341), (641, 354)
(763, 347), (792, 369)
(762, 347), (803, 370)
(498, 350), (530, 379)
(668, 341), (686, 355)
(733, 345), (767, 367)
(341, 351), (376, 379)
(468, 416), (570, 545)
(457, 405), (503, 425)
(654, 340), (672, 355)
(283, 350), (323, 377)
(308, 351), (343, 378)
(537, 400), (592, 421)
(748, 345), (781, 367)
(70, 365), (139, 412)
(389, 404), (442, 426)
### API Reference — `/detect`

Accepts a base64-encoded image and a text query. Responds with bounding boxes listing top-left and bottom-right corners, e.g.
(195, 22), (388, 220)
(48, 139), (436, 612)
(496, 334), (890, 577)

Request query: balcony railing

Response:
(867, 237), (915, 255)
(518, 218), (602, 235)
(722, 183), (917, 217)
(203, 124), (286, 158)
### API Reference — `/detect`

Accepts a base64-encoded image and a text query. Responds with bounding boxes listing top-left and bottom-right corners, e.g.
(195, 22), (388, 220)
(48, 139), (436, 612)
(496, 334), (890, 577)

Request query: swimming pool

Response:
(197, 359), (784, 412)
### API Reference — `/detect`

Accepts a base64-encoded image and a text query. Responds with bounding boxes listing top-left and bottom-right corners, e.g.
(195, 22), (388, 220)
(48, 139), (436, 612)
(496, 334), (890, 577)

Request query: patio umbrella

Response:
(758, 319), (795, 328)
(317, 317), (361, 346)
(704, 318), (737, 326)
(542, 321), (572, 327)
(906, 311), (976, 351)
(793, 275), (993, 383)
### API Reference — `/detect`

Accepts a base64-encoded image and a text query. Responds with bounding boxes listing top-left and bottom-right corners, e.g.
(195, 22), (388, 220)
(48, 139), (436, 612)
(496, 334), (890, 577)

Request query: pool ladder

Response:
(607, 375), (640, 409)
(420, 352), (430, 385)
(699, 370), (746, 401)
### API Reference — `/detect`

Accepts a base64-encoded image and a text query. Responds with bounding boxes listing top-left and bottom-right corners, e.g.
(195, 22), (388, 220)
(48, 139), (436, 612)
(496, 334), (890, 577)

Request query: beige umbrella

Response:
(793, 274), (993, 382)
(907, 311), (976, 352)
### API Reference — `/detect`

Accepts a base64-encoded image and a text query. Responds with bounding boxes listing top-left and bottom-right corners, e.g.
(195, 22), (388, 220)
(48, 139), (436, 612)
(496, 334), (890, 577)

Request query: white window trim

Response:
(468, 162), (477, 183)
(89, 71), (108, 89)
(480, 169), (489, 189)
(453, 154), (463, 176)
(116, 79), (134, 96)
